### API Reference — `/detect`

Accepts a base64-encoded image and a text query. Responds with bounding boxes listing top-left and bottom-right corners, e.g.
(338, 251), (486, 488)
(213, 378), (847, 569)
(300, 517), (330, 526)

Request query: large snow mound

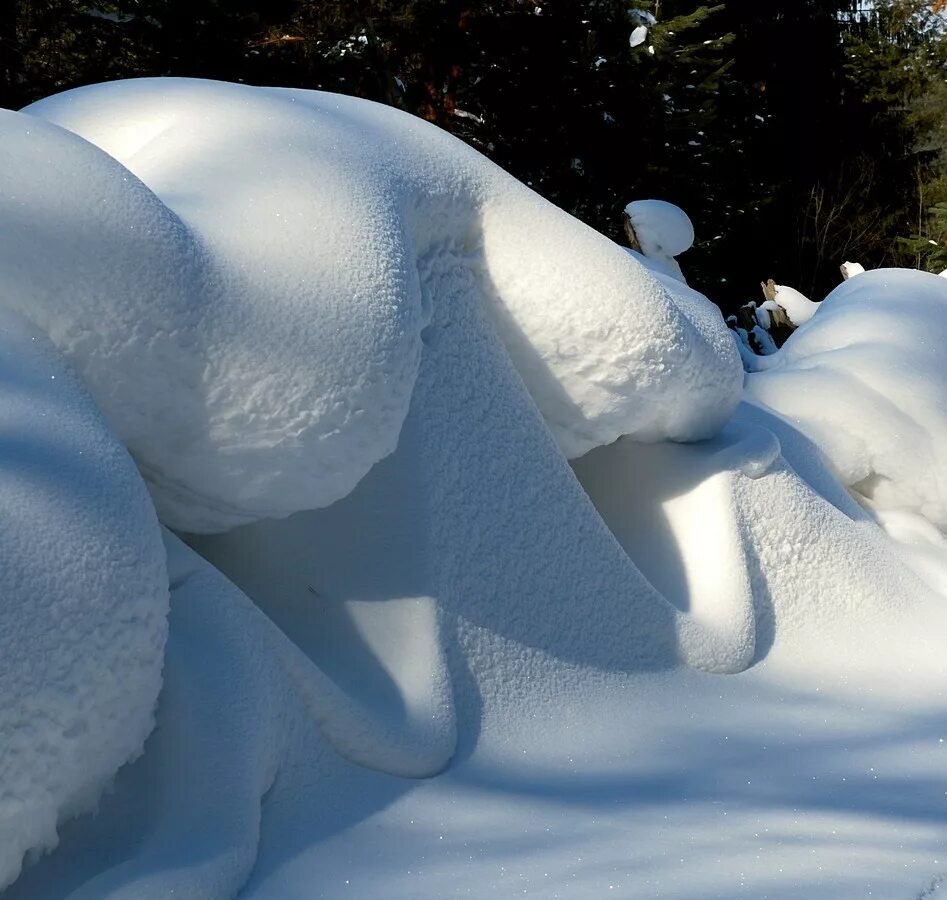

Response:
(12, 78), (740, 531)
(5, 78), (947, 900)
(0, 311), (167, 891)
(0, 102), (424, 533)
(746, 268), (947, 529)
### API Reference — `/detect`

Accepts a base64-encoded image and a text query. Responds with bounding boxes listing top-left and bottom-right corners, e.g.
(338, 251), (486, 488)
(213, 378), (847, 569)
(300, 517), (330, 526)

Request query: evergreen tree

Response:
(246, 0), (735, 254)
(858, 2), (947, 273)
(833, 2), (947, 273)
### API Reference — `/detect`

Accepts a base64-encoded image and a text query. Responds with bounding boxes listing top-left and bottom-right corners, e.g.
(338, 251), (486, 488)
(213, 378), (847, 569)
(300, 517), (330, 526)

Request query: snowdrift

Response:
(747, 268), (947, 531)
(7, 78), (741, 532)
(0, 311), (166, 891)
(1, 79), (946, 900)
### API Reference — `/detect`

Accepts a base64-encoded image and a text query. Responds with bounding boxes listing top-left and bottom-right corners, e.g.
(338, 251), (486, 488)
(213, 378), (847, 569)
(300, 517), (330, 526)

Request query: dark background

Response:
(4, 0), (947, 312)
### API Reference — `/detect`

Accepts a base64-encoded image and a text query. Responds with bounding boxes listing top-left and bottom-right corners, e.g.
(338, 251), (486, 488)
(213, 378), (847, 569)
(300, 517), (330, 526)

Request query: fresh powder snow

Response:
(747, 267), (947, 531)
(1, 78), (946, 900)
(15, 79), (742, 508)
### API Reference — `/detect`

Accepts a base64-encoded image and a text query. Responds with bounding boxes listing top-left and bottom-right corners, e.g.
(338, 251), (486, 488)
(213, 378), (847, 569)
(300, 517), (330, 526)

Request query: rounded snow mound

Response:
(1, 99), (425, 533)
(12, 79), (740, 523)
(746, 268), (947, 528)
(840, 260), (865, 280)
(0, 311), (167, 890)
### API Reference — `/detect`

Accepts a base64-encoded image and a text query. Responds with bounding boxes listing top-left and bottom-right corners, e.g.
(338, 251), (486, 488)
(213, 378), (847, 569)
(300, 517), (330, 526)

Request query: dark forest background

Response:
(3, 0), (947, 310)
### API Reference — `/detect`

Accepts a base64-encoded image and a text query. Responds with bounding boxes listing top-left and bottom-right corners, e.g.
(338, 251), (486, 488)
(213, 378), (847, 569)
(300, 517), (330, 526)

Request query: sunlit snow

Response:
(1, 78), (946, 900)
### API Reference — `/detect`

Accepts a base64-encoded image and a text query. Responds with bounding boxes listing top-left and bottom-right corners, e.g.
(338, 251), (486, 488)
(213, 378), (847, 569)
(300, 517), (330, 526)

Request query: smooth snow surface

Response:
(747, 268), (947, 530)
(0, 311), (167, 891)
(3, 79), (947, 900)
(625, 200), (695, 258)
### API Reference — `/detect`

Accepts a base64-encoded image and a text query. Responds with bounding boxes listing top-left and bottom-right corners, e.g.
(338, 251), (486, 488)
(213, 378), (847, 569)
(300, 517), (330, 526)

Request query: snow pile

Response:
(747, 268), (947, 529)
(12, 80), (743, 524)
(3, 79), (947, 900)
(729, 323), (762, 369)
(0, 311), (166, 891)
(629, 25), (649, 47)
(23, 302), (947, 898)
(754, 303), (772, 330)
(0, 103), (423, 533)
(752, 321), (778, 354)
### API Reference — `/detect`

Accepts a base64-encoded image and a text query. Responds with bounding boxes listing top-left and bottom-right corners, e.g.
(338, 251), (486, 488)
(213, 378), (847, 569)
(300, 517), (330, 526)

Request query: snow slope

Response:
(0, 103), (422, 534)
(2, 79), (947, 900)
(0, 311), (167, 891)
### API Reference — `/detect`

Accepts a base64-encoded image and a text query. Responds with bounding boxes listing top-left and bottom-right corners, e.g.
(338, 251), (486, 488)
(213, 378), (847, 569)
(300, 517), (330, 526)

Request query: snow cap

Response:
(624, 199), (695, 259)
(840, 261), (866, 280)
(772, 283), (819, 326)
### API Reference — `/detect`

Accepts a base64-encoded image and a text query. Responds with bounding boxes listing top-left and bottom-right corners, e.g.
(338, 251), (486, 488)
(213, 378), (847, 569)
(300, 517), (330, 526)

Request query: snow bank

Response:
(22, 295), (947, 897)
(0, 311), (166, 890)
(7, 78), (947, 900)
(746, 268), (947, 529)
(19, 78), (740, 498)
